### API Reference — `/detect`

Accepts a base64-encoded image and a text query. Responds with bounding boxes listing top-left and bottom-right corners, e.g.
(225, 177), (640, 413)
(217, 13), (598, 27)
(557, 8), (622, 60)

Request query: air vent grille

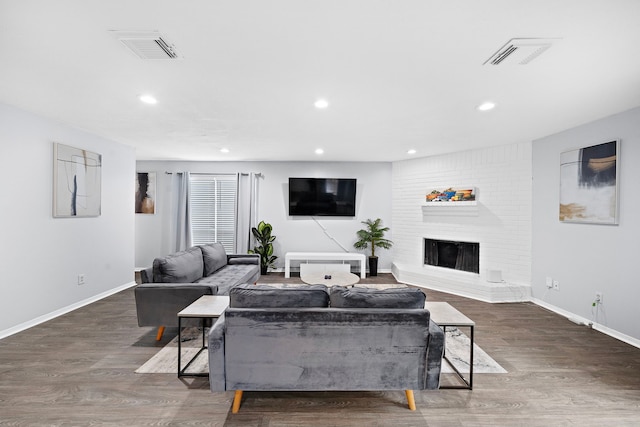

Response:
(111, 31), (180, 60)
(484, 38), (558, 65)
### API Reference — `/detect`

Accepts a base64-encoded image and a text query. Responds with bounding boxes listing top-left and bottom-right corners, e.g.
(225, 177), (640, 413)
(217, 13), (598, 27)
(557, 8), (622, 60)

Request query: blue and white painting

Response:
(53, 142), (102, 217)
(559, 140), (619, 225)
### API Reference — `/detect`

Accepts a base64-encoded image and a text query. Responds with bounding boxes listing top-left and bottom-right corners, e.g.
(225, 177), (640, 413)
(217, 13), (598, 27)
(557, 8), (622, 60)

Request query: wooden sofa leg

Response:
(156, 326), (165, 341)
(405, 390), (416, 411)
(232, 390), (243, 413)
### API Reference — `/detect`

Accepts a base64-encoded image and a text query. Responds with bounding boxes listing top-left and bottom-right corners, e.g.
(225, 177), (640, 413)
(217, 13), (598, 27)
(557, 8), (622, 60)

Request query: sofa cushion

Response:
(200, 243), (228, 276)
(197, 264), (261, 295)
(229, 284), (329, 308)
(329, 286), (425, 309)
(153, 246), (204, 283)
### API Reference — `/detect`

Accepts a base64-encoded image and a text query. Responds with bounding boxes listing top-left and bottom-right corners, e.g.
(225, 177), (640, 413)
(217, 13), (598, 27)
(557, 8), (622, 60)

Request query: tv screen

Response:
(289, 178), (356, 216)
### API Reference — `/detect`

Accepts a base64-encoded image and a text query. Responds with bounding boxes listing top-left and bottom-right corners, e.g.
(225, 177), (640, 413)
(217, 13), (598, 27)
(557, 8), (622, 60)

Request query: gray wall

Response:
(135, 161), (393, 272)
(532, 106), (640, 344)
(0, 103), (136, 337)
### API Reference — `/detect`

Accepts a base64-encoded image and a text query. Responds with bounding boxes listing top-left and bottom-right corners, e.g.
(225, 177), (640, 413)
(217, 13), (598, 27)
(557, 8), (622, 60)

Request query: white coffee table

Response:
(177, 295), (229, 378)
(424, 301), (475, 390)
(300, 271), (360, 286)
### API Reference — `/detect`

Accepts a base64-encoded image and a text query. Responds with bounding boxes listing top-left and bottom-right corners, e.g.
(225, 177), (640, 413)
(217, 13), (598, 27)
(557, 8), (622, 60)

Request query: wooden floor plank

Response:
(1, 273), (639, 426)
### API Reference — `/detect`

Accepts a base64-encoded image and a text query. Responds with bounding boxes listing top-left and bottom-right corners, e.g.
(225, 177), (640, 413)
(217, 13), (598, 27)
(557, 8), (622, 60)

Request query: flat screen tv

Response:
(288, 178), (356, 216)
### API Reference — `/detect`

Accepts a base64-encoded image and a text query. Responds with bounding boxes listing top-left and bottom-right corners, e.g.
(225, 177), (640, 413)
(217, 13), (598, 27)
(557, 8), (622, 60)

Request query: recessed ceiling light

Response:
(315, 148), (324, 155)
(477, 101), (496, 111)
(220, 148), (229, 153)
(407, 149), (417, 155)
(314, 99), (329, 109)
(139, 94), (157, 105)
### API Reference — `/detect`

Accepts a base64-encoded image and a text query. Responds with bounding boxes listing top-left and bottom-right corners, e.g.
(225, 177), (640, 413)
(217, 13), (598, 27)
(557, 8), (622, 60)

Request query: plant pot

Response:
(368, 256), (379, 277)
(260, 265), (268, 275)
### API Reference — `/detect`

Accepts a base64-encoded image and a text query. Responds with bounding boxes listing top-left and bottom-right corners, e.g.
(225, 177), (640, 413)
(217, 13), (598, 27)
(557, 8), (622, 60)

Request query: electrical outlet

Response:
(545, 277), (553, 289)
(78, 274), (86, 285)
(595, 292), (603, 304)
(552, 280), (559, 291)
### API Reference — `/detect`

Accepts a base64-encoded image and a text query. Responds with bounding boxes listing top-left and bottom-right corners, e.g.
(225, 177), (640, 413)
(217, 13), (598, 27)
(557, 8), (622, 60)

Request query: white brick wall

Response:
(392, 142), (532, 300)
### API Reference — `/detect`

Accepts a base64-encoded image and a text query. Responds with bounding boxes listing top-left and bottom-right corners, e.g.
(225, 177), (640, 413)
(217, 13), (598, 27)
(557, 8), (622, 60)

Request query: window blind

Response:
(189, 174), (237, 253)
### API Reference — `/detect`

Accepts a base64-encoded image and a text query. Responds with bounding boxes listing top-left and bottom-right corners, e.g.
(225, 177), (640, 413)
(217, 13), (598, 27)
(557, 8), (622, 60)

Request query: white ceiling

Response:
(1, 0), (640, 162)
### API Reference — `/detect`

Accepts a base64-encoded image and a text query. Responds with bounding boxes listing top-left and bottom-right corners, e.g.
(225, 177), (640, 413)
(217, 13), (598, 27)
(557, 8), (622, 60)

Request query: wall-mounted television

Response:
(288, 178), (356, 216)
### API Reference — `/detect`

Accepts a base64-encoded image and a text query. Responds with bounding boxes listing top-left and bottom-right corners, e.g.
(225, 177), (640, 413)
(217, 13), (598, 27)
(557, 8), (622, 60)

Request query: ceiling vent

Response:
(483, 38), (558, 65)
(111, 31), (180, 59)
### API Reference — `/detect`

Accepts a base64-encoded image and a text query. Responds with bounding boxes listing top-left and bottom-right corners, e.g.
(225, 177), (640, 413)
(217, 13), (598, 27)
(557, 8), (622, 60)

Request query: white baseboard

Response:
(0, 281), (137, 340)
(531, 298), (640, 350)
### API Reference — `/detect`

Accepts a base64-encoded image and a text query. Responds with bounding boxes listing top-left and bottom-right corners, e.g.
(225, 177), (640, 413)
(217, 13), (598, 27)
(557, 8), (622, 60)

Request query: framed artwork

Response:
(53, 143), (102, 217)
(559, 140), (619, 225)
(135, 172), (156, 214)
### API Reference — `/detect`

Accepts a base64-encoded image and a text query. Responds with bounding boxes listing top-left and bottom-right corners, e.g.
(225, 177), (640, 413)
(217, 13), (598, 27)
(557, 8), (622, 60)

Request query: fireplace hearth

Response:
(424, 238), (479, 274)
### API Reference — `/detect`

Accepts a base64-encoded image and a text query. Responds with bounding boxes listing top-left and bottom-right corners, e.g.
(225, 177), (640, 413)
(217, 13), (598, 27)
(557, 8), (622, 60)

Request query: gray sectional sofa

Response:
(208, 284), (445, 412)
(135, 243), (259, 340)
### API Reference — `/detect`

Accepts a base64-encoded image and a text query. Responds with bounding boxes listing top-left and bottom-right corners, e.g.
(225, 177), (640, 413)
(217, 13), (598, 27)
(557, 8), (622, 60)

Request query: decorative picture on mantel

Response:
(53, 143), (102, 217)
(135, 172), (156, 214)
(559, 140), (619, 225)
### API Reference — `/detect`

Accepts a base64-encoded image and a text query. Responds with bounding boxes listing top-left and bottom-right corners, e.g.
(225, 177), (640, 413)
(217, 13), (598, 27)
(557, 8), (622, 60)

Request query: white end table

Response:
(177, 295), (229, 378)
(424, 301), (475, 390)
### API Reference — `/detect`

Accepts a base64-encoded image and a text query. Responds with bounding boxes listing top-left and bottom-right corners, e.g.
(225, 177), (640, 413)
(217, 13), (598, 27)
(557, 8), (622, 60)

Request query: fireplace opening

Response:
(424, 238), (479, 274)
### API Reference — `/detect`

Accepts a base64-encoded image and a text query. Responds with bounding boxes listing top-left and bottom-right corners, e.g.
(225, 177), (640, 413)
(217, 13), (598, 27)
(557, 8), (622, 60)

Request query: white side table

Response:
(177, 295), (229, 378)
(425, 301), (475, 390)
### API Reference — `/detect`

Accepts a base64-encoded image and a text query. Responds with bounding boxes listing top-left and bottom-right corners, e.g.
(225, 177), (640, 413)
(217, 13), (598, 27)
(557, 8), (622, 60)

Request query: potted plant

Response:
(353, 218), (393, 277)
(249, 220), (277, 275)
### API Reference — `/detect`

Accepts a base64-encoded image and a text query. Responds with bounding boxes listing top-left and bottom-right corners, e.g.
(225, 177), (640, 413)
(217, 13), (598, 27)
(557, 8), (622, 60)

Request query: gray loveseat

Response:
(135, 243), (259, 340)
(208, 284), (445, 412)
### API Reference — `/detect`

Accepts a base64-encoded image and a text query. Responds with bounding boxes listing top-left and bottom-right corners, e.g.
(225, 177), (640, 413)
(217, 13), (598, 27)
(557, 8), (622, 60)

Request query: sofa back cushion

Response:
(200, 243), (227, 276)
(153, 246), (204, 283)
(223, 308), (431, 390)
(330, 286), (425, 309)
(230, 284), (329, 308)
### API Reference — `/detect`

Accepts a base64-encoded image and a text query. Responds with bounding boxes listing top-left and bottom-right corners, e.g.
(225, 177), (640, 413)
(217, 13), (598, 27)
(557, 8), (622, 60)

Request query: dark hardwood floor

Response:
(1, 273), (639, 426)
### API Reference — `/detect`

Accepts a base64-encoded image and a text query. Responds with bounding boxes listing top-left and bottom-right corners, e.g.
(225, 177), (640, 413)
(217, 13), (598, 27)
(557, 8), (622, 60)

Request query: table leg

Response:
(440, 325), (473, 390)
(178, 316), (210, 378)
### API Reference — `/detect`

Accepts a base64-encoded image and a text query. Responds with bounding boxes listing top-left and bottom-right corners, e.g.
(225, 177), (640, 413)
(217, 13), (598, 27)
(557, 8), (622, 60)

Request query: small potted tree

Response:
(353, 218), (393, 277)
(249, 220), (277, 275)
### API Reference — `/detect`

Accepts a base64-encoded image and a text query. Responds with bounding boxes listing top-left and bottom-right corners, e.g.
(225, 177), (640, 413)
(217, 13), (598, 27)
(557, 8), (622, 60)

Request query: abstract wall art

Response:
(135, 172), (156, 214)
(559, 140), (619, 225)
(53, 143), (102, 217)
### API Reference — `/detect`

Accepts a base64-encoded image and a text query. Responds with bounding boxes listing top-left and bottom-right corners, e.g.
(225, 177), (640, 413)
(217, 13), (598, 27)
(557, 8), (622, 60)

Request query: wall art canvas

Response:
(53, 143), (102, 217)
(559, 140), (619, 225)
(135, 172), (156, 214)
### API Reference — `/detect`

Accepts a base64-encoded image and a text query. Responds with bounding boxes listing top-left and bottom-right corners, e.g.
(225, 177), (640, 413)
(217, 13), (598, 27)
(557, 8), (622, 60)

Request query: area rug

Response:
(136, 327), (506, 375)
(135, 327), (208, 375)
(441, 327), (507, 374)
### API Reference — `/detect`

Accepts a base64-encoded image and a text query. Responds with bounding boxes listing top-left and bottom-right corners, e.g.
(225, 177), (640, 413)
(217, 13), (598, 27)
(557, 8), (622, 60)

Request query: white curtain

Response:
(169, 171), (192, 252)
(235, 172), (260, 253)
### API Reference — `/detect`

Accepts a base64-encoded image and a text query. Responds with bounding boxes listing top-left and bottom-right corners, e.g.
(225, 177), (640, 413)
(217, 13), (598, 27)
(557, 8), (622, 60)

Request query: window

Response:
(189, 174), (237, 252)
